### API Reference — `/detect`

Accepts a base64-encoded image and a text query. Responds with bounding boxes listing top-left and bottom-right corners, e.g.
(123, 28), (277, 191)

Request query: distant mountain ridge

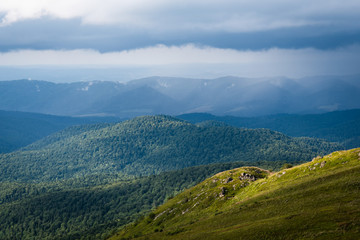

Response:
(1, 75), (359, 117)
(0, 110), (120, 153)
(178, 109), (360, 149)
(0, 109), (358, 154)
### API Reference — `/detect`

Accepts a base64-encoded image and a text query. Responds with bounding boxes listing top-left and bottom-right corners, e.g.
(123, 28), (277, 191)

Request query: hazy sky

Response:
(1, 0), (360, 82)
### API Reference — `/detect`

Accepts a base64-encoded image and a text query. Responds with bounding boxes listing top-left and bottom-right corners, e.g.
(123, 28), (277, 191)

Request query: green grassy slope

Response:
(0, 115), (340, 182)
(113, 148), (360, 240)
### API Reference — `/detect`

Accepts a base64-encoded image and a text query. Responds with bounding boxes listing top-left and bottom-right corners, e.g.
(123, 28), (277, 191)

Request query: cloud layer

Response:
(1, 0), (360, 52)
(1, 44), (359, 79)
(1, 1), (359, 80)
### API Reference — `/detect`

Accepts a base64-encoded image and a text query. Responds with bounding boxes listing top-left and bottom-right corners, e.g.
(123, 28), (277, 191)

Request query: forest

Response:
(178, 109), (360, 149)
(0, 115), (340, 182)
(0, 160), (287, 239)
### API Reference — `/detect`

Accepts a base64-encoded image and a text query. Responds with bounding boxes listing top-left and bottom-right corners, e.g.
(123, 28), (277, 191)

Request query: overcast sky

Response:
(1, 0), (360, 82)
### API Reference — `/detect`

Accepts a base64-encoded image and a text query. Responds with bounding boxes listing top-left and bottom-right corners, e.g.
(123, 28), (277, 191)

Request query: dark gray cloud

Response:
(0, 18), (359, 52)
(0, 0), (359, 80)
(0, 18), (156, 52)
(0, 0), (360, 52)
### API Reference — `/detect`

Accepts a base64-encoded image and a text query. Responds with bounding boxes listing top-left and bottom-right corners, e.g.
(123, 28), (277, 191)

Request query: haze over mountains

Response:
(1, 75), (360, 118)
(178, 110), (360, 149)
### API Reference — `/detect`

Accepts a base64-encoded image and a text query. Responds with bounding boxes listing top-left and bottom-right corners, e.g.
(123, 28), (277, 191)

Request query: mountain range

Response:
(1, 75), (360, 118)
(178, 109), (360, 149)
(0, 110), (119, 153)
(0, 109), (359, 155)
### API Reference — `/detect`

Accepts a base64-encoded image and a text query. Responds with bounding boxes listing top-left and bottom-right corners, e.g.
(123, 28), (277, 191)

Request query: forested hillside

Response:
(0, 160), (285, 240)
(1, 109), (357, 155)
(0, 110), (119, 153)
(0, 115), (340, 182)
(178, 109), (360, 148)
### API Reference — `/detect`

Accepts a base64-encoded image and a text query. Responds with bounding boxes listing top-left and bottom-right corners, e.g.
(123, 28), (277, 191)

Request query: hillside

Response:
(178, 109), (360, 149)
(112, 148), (360, 240)
(0, 110), (120, 153)
(0, 115), (340, 182)
(1, 75), (360, 118)
(0, 160), (284, 240)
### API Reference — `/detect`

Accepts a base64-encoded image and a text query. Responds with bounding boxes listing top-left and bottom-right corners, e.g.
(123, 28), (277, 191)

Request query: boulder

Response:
(223, 177), (233, 183)
(219, 187), (227, 198)
(320, 161), (327, 168)
(239, 172), (256, 181)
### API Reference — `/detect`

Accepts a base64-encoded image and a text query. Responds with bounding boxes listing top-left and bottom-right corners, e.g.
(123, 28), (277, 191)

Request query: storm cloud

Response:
(0, 0), (359, 81)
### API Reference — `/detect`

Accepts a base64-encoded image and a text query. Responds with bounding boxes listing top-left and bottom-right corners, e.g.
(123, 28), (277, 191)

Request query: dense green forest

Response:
(0, 115), (340, 182)
(1, 109), (357, 155)
(0, 160), (286, 240)
(178, 109), (360, 148)
(0, 110), (119, 153)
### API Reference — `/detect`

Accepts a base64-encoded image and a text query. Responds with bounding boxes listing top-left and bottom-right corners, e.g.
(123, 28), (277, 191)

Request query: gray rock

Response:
(219, 187), (227, 197)
(239, 172), (256, 181)
(320, 161), (326, 168)
(224, 177), (233, 183)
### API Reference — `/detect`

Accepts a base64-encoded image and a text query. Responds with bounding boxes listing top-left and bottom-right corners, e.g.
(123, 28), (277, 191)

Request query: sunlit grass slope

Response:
(112, 148), (360, 240)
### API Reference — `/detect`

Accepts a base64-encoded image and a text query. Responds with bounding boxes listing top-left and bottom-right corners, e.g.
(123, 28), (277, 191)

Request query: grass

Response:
(109, 148), (360, 240)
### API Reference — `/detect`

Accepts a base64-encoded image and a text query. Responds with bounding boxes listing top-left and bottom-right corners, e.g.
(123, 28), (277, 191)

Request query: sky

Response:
(0, 0), (360, 82)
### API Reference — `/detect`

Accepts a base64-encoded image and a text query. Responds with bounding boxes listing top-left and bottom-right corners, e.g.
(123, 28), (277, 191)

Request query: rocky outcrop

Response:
(223, 177), (233, 183)
(219, 187), (227, 198)
(320, 161), (326, 168)
(239, 172), (256, 181)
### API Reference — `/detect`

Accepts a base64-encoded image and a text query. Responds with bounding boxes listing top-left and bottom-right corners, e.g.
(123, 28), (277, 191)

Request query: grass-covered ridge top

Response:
(112, 148), (360, 240)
